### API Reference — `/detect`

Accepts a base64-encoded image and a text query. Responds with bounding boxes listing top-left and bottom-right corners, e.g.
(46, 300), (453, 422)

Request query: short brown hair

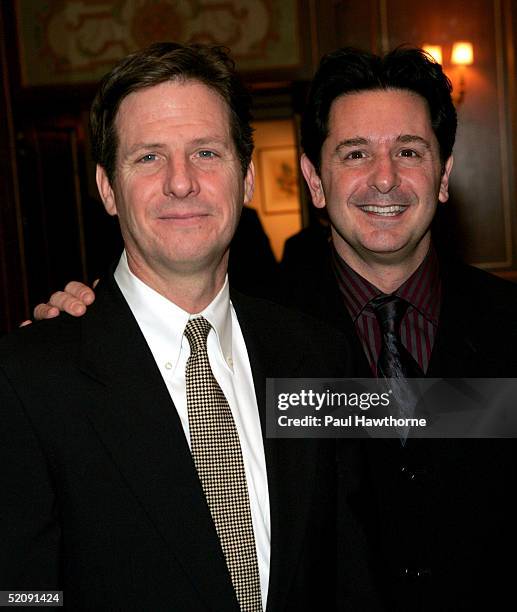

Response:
(90, 42), (254, 182)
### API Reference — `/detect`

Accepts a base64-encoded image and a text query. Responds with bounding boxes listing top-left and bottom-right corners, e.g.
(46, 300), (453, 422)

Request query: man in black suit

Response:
(0, 43), (353, 611)
(295, 47), (517, 611)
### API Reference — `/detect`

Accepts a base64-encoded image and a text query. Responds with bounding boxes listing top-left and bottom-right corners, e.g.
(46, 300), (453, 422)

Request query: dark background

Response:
(1, 0), (516, 334)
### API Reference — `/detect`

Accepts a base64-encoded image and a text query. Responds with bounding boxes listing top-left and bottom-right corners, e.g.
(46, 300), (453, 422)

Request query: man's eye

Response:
(138, 154), (157, 163)
(399, 149), (419, 158)
(197, 150), (217, 159)
(345, 150), (366, 160)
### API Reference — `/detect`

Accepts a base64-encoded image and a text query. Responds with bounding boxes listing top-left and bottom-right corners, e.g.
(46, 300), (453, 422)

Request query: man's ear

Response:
(243, 160), (255, 205)
(438, 155), (454, 204)
(300, 153), (326, 208)
(96, 165), (117, 216)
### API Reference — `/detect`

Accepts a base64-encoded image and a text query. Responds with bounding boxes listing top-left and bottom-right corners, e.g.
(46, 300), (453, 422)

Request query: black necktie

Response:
(371, 294), (424, 379)
(371, 295), (424, 441)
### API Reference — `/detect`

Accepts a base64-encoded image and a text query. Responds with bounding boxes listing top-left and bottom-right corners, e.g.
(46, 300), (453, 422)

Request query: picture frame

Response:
(257, 145), (300, 215)
(13, 0), (315, 88)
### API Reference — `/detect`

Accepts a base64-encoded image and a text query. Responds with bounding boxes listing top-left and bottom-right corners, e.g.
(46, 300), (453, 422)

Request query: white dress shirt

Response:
(114, 252), (270, 608)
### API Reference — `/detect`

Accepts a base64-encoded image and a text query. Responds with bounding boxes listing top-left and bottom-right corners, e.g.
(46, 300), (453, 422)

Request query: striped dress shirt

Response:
(331, 247), (442, 375)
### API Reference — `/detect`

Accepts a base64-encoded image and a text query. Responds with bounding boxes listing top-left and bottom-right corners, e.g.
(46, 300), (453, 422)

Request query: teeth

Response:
(361, 205), (406, 216)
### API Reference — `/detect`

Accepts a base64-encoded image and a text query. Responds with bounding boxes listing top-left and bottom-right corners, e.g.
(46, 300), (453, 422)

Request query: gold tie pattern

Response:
(184, 317), (262, 611)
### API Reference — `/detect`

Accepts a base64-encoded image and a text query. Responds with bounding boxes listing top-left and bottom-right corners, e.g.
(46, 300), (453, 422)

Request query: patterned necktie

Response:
(184, 317), (262, 612)
(371, 295), (424, 441)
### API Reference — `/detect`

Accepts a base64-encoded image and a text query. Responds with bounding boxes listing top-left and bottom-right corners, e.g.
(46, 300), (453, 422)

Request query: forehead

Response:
(327, 89), (435, 143)
(114, 79), (231, 141)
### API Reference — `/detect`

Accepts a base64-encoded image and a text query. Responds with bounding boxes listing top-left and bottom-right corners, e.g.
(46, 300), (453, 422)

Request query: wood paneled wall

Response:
(0, 4), (28, 331)
(313, 0), (517, 275)
(385, 0), (516, 271)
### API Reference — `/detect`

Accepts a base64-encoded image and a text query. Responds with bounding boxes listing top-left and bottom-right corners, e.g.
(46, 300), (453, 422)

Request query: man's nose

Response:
(367, 155), (400, 194)
(163, 156), (198, 198)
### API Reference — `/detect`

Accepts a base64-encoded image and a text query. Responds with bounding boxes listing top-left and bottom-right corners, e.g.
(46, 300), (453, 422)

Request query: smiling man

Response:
(295, 47), (517, 611)
(0, 43), (352, 611)
(300, 49), (455, 297)
(302, 89), (452, 289)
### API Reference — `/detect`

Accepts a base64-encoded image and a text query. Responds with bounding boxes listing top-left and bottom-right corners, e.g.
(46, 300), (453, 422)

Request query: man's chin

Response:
(154, 247), (230, 275)
(358, 237), (430, 267)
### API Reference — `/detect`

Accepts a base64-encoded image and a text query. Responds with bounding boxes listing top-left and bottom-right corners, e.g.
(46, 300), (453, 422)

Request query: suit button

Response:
(400, 465), (416, 481)
(401, 567), (432, 581)
(400, 464), (428, 482)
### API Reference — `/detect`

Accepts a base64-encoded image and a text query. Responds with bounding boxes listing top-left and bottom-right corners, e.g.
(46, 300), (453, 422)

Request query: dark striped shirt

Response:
(331, 247), (441, 375)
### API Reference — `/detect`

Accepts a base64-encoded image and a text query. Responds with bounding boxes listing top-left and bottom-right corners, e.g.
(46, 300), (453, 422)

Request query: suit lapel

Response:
(231, 291), (322, 612)
(428, 264), (482, 377)
(78, 276), (238, 611)
(317, 260), (372, 377)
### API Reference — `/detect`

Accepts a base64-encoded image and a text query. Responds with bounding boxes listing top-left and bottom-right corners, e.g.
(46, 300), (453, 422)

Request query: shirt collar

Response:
(331, 246), (380, 321)
(395, 245), (441, 325)
(114, 251), (233, 371)
(331, 244), (441, 325)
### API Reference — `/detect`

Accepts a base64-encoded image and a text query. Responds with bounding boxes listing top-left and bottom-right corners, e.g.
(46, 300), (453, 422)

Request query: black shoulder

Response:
(449, 263), (517, 310)
(230, 289), (354, 376)
(0, 314), (81, 374)
(231, 288), (341, 338)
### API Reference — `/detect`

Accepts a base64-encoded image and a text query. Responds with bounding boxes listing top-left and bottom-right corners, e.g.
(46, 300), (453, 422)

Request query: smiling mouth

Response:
(359, 205), (407, 216)
(158, 212), (209, 220)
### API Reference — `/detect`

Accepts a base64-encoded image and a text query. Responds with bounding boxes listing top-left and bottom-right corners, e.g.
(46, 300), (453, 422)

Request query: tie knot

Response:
(370, 294), (409, 333)
(184, 317), (212, 354)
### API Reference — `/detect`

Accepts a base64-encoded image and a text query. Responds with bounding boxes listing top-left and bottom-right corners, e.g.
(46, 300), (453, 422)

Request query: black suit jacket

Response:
(0, 274), (353, 611)
(283, 249), (517, 611)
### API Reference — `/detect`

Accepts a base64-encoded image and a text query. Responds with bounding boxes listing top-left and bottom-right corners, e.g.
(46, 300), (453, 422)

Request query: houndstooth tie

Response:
(184, 317), (262, 612)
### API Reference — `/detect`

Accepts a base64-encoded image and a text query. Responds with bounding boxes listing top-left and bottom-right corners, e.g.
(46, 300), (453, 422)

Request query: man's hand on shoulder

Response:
(20, 280), (98, 326)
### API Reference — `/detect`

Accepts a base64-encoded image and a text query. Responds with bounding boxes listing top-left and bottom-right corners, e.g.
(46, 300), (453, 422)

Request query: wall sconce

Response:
(422, 41), (474, 106)
(451, 42), (473, 106)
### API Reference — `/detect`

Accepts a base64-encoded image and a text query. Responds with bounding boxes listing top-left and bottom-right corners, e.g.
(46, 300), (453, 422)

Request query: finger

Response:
(63, 281), (96, 305)
(19, 320), (33, 327)
(43, 291), (86, 316)
(33, 304), (61, 321)
(92, 278), (100, 289)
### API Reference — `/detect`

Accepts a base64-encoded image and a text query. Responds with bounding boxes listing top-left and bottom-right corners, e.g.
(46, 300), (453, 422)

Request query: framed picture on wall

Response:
(258, 145), (300, 215)
(13, 0), (316, 87)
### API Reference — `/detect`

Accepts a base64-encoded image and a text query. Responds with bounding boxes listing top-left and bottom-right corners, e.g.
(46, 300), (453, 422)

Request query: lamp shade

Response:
(451, 42), (474, 66)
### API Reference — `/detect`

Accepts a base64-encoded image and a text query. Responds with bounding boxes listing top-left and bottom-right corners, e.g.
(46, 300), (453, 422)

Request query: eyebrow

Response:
(190, 137), (228, 147)
(335, 134), (432, 151)
(336, 137), (369, 149)
(126, 143), (165, 156)
(396, 134), (432, 149)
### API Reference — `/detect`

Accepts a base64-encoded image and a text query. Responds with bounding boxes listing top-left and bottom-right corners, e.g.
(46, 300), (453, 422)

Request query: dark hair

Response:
(301, 46), (457, 173)
(90, 42), (253, 182)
